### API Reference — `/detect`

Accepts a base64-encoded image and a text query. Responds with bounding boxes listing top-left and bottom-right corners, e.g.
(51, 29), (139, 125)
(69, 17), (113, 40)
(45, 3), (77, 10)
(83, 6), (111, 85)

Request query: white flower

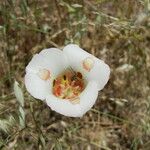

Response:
(25, 44), (110, 117)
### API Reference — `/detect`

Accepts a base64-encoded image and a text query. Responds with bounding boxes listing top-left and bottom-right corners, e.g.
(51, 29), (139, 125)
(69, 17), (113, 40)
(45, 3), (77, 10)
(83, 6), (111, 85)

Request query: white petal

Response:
(45, 81), (98, 117)
(25, 72), (51, 100)
(79, 81), (99, 116)
(46, 95), (82, 117)
(63, 44), (88, 71)
(25, 48), (69, 100)
(63, 44), (110, 90)
(26, 48), (68, 77)
(87, 58), (110, 90)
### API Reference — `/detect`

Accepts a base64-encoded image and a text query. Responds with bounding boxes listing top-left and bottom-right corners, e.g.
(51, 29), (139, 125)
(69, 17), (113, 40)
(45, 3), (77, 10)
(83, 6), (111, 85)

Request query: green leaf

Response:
(14, 81), (24, 107)
(20, 0), (29, 15)
(0, 119), (9, 133)
(8, 115), (16, 125)
(39, 135), (46, 148)
(14, 81), (25, 129)
(0, 115), (16, 133)
(19, 106), (25, 129)
(60, 1), (76, 13)
(67, 5), (76, 13)
(71, 4), (83, 8)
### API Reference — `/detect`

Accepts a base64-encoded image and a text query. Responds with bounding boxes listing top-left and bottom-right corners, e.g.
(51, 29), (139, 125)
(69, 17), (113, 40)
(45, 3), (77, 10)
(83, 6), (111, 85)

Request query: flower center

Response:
(52, 69), (85, 100)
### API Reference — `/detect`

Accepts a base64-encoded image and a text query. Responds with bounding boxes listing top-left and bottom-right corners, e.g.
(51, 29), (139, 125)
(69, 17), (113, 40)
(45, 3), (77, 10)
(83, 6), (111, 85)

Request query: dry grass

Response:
(0, 0), (150, 149)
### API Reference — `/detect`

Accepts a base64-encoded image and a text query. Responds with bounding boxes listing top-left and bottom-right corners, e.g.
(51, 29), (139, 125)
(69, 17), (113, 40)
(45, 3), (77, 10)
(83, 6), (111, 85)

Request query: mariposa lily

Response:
(25, 44), (110, 117)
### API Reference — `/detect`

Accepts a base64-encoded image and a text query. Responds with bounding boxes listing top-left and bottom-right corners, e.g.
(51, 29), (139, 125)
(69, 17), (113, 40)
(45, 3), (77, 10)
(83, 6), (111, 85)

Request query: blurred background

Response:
(0, 0), (150, 149)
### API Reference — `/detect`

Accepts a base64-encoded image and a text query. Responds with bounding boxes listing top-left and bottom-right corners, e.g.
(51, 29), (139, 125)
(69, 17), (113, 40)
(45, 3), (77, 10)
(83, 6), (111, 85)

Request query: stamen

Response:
(71, 75), (76, 81)
(77, 72), (82, 79)
(52, 69), (85, 102)
(53, 79), (56, 87)
(63, 75), (66, 80)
